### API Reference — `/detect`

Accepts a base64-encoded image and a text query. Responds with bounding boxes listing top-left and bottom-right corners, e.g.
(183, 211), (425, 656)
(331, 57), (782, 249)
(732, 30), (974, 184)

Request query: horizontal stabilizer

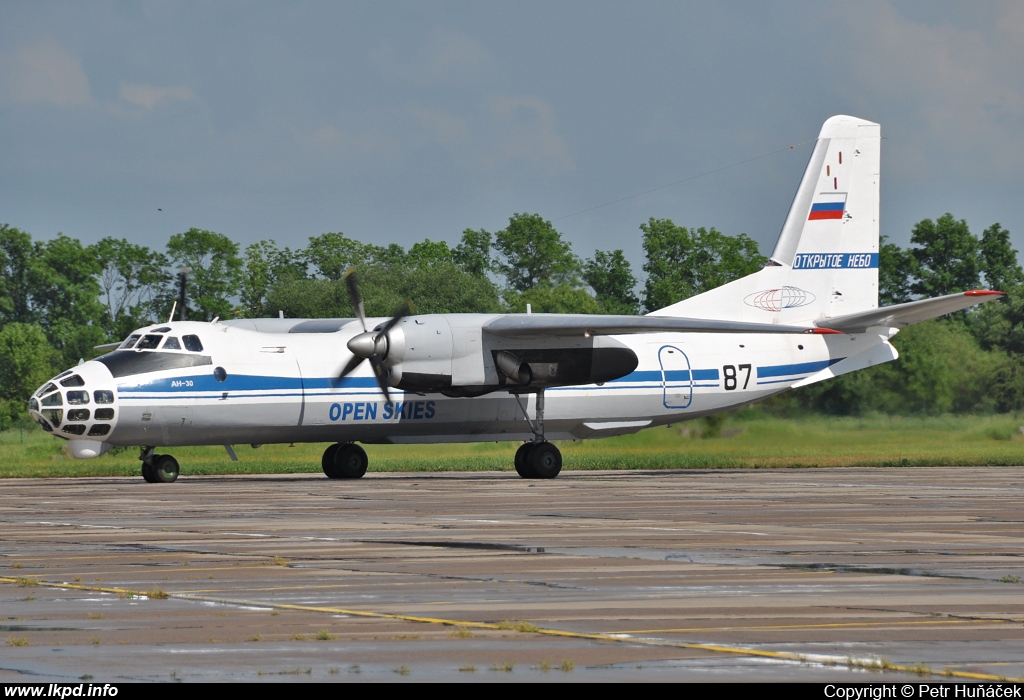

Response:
(815, 291), (1004, 333)
(791, 341), (899, 388)
(484, 314), (836, 337)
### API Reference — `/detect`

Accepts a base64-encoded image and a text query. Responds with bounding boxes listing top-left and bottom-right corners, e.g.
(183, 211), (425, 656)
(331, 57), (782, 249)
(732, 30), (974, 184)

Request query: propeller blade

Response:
(344, 268), (367, 332)
(373, 301), (411, 340)
(338, 353), (363, 379)
(369, 356), (392, 407)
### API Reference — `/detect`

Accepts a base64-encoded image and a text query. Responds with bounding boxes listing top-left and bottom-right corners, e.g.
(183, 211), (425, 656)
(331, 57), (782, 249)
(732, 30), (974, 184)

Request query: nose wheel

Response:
(140, 448), (179, 483)
(322, 443), (368, 479)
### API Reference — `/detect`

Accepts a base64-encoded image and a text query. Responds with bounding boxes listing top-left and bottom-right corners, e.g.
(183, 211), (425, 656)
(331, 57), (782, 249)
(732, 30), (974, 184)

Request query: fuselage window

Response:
(183, 335), (203, 352)
(61, 375), (85, 387)
(41, 392), (63, 407)
(88, 424), (111, 436)
(67, 409), (90, 422)
(162, 336), (181, 350)
(152, 326), (171, 333)
(136, 334), (163, 350)
(36, 383), (57, 398)
(66, 390), (89, 405)
(62, 424), (86, 436)
(93, 390), (114, 404)
(94, 408), (115, 421)
(121, 335), (141, 349)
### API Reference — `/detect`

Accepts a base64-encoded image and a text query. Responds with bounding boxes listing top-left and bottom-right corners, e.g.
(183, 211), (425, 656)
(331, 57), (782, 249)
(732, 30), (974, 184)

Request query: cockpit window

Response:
(66, 391), (89, 405)
(183, 335), (203, 352)
(136, 334), (163, 350)
(60, 374), (85, 387)
(41, 392), (63, 407)
(121, 334), (141, 349)
(36, 383), (57, 398)
(162, 336), (181, 350)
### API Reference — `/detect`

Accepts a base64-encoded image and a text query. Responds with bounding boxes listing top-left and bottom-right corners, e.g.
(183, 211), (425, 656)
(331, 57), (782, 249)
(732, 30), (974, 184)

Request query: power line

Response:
(554, 138), (816, 222)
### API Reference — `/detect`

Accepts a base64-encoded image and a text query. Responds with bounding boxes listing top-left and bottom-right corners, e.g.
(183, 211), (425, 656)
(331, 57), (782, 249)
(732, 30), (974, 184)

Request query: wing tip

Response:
(964, 289), (1005, 296)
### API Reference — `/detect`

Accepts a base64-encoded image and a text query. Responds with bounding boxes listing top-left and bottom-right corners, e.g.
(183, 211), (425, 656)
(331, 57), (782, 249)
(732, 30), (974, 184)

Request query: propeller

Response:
(340, 270), (411, 407)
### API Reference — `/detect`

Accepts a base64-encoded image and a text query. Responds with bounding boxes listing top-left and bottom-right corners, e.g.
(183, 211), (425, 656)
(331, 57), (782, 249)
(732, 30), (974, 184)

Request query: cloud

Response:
(489, 95), (574, 176)
(372, 27), (490, 87)
(1, 38), (92, 107)
(118, 83), (197, 111)
(836, 1), (1024, 177)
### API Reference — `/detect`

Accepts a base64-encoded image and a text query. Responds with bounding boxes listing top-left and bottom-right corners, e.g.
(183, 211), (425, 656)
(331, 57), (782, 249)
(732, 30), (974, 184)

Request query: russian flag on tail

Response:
(808, 198), (846, 220)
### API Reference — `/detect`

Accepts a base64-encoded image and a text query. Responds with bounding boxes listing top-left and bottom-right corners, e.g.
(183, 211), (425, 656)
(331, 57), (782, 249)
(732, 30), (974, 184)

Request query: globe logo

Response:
(743, 286), (816, 312)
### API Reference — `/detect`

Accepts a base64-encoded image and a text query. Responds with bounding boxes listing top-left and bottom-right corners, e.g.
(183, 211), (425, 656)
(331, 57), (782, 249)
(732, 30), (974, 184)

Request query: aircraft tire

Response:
(152, 454), (179, 483)
(332, 443), (368, 479)
(141, 461), (159, 483)
(321, 443), (342, 478)
(526, 442), (561, 480)
(514, 443), (535, 478)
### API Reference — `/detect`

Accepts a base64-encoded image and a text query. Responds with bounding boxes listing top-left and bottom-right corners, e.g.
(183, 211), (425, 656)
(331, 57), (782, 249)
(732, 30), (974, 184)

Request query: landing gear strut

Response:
(140, 447), (179, 483)
(322, 443), (368, 479)
(512, 389), (562, 479)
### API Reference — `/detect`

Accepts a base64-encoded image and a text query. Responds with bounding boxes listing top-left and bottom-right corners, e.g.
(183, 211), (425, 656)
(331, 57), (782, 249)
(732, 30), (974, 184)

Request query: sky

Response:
(2, 1), (1023, 276)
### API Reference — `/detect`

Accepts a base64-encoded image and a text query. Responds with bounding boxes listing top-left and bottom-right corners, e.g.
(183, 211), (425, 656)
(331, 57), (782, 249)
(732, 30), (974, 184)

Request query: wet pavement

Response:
(1, 467), (1022, 682)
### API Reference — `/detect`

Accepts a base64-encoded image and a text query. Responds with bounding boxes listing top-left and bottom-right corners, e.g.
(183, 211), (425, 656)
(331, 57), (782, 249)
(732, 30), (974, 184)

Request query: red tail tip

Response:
(806, 328), (843, 334)
(964, 289), (1005, 296)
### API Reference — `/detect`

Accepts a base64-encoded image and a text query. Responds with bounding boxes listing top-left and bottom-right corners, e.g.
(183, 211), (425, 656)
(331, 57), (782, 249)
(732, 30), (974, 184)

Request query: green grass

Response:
(3, 413), (1024, 478)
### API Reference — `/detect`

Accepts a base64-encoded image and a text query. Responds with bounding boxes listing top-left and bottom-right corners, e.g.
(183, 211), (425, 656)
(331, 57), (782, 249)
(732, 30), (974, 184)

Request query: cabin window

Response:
(162, 336), (181, 350)
(183, 335), (204, 352)
(136, 335), (163, 350)
(36, 383), (57, 398)
(66, 390), (89, 405)
(88, 424), (111, 436)
(62, 425), (86, 435)
(121, 334), (141, 349)
(93, 390), (114, 404)
(43, 409), (63, 425)
(94, 408), (115, 420)
(41, 392), (63, 407)
(60, 374), (85, 387)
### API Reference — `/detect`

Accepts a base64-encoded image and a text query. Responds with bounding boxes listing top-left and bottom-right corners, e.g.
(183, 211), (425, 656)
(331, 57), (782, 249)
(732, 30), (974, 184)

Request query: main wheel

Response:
(141, 461), (158, 483)
(322, 443), (341, 477)
(152, 454), (179, 483)
(526, 442), (561, 479)
(514, 442), (535, 478)
(331, 443), (368, 479)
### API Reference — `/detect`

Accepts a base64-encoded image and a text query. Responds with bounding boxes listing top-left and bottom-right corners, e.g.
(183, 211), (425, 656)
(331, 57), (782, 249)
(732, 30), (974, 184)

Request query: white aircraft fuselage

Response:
(27, 115), (1004, 481)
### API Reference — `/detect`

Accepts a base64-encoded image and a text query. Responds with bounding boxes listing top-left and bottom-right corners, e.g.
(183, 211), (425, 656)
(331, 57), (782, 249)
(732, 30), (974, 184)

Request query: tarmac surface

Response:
(1, 466), (1023, 683)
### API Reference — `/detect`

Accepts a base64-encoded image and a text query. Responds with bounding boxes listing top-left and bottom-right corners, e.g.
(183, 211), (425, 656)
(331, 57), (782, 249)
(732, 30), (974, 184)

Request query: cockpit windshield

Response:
(135, 334), (163, 350)
(121, 334), (141, 349)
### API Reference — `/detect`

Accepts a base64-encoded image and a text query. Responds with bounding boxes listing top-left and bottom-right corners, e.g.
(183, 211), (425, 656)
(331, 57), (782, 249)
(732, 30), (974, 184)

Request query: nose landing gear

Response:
(140, 447), (179, 483)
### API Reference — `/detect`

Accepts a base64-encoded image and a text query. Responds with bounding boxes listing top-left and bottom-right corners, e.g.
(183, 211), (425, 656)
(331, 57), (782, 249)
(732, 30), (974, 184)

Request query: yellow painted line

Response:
(618, 618), (1011, 633)
(2, 575), (1019, 682)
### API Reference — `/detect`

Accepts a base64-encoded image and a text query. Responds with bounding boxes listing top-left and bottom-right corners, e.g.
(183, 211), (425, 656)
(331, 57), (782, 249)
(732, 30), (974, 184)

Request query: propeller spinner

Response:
(340, 270), (410, 406)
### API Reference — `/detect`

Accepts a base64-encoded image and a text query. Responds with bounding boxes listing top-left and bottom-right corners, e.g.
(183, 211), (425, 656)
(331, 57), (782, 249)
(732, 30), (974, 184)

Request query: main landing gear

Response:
(512, 389), (562, 479)
(140, 447), (179, 483)
(322, 442), (369, 479)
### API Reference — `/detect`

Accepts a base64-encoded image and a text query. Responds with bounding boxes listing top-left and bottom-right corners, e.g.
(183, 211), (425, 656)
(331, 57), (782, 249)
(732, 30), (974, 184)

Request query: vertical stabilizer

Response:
(651, 115), (880, 324)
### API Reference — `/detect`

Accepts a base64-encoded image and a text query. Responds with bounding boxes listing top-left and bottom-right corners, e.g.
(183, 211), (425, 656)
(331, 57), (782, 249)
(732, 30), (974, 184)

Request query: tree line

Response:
(0, 211), (1020, 423)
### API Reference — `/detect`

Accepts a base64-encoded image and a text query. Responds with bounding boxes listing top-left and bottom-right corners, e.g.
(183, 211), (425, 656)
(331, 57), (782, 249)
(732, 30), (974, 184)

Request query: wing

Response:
(483, 314), (836, 338)
(815, 290), (1004, 334)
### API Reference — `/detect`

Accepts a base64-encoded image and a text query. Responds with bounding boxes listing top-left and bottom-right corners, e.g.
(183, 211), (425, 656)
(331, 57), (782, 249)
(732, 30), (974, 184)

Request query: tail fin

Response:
(651, 115), (880, 324)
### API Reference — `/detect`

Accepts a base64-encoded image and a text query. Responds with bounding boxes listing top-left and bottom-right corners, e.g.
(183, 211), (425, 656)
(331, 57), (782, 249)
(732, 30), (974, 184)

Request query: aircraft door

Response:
(659, 345), (693, 409)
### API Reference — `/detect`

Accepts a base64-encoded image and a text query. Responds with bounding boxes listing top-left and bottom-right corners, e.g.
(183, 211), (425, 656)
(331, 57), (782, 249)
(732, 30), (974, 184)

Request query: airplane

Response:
(27, 115), (1004, 483)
